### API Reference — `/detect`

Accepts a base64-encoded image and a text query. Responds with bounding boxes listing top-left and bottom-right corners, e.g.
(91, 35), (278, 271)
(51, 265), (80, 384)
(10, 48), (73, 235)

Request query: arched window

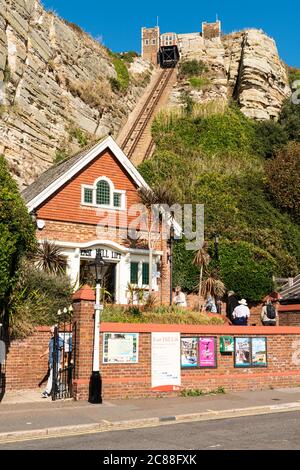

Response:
(96, 180), (110, 205)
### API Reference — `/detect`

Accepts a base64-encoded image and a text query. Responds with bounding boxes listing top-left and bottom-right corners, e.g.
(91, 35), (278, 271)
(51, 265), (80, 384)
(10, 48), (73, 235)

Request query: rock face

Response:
(170, 29), (290, 119)
(0, 0), (153, 187)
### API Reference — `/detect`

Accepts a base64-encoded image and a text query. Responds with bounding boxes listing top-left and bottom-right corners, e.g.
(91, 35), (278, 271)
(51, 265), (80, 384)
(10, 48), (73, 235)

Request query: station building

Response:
(23, 137), (174, 305)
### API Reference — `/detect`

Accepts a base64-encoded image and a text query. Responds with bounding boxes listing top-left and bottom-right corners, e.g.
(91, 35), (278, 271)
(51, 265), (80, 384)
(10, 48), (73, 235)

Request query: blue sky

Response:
(42, 0), (299, 67)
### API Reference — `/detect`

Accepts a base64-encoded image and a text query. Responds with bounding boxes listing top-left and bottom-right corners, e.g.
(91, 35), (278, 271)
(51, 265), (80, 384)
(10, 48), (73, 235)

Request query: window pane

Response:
(142, 263), (149, 285)
(130, 262), (139, 284)
(96, 180), (110, 205)
(84, 188), (93, 204)
(114, 193), (121, 208)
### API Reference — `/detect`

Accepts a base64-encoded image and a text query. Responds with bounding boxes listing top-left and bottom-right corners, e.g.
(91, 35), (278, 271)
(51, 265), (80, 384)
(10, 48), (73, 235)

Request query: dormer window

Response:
(82, 177), (125, 209)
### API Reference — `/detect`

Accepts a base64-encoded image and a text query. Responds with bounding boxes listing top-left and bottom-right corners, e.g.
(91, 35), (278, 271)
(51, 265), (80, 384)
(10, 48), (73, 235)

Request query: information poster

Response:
(220, 336), (234, 353)
(181, 337), (198, 368)
(103, 333), (139, 363)
(251, 337), (267, 367)
(199, 337), (217, 368)
(151, 332), (181, 391)
(234, 337), (251, 367)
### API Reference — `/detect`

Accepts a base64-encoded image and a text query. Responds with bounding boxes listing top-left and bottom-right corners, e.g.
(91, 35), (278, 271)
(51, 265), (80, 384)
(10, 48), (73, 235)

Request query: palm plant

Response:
(202, 275), (226, 313)
(32, 240), (66, 274)
(138, 184), (176, 296)
(193, 242), (210, 311)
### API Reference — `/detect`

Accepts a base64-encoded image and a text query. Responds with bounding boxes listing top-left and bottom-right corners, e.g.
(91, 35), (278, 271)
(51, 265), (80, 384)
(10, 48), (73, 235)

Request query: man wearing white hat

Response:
(232, 299), (250, 326)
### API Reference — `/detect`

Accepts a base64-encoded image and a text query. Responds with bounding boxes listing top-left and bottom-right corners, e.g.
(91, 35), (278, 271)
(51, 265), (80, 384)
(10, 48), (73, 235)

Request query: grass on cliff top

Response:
(101, 305), (225, 325)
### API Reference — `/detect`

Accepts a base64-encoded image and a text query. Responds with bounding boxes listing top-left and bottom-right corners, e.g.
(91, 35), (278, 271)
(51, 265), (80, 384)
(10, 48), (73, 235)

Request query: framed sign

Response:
(199, 337), (217, 368)
(234, 337), (267, 368)
(234, 337), (251, 367)
(251, 337), (267, 367)
(181, 337), (198, 368)
(151, 332), (181, 391)
(220, 336), (234, 353)
(103, 333), (139, 364)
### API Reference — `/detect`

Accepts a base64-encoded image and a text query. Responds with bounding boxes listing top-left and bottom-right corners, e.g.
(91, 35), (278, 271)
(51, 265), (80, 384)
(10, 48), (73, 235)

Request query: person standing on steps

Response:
(40, 326), (64, 398)
(261, 299), (278, 326)
(232, 299), (250, 326)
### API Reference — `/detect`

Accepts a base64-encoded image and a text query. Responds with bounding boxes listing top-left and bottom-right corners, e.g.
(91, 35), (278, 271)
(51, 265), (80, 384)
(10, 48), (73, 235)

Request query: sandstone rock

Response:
(0, 0), (154, 188)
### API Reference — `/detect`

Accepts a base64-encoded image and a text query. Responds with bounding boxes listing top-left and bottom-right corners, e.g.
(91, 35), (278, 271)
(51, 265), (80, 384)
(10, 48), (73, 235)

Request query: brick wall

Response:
(5, 328), (50, 391)
(99, 323), (300, 399)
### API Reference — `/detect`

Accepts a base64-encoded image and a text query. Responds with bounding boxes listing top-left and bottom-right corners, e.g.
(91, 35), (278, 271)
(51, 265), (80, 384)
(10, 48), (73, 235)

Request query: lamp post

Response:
(88, 250), (108, 404)
(167, 223), (175, 306)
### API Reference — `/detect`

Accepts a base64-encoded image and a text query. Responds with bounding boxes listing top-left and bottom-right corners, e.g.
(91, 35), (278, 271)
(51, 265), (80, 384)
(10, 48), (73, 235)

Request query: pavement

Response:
(1, 387), (300, 444)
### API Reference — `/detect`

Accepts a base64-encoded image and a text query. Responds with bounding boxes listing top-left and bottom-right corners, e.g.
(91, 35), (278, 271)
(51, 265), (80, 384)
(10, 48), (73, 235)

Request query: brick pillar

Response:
(72, 285), (95, 401)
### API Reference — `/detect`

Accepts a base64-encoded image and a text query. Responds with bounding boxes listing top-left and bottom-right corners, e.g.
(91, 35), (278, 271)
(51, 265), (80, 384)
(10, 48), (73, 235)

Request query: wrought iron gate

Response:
(51, 320), (76, 401)
(0, 323), (6, 402)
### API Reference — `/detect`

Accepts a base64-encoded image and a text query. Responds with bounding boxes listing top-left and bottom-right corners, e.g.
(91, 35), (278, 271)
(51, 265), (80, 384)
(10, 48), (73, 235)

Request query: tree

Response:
(0, 155), (36, 323)
(138, 184), (176, 296)
(266, 142), (300, 223)
(193, 242), (210, 311)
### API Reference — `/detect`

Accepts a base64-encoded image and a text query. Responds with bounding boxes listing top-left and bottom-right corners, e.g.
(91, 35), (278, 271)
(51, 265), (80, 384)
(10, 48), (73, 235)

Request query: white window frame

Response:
(81, 176), (126, 210)
(144, 39), (150, 46)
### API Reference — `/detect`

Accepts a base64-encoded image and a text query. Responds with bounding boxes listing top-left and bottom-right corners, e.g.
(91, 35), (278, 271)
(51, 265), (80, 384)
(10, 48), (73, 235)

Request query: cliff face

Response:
(171, 29), (290, 120)
(0, 0), (153, 187)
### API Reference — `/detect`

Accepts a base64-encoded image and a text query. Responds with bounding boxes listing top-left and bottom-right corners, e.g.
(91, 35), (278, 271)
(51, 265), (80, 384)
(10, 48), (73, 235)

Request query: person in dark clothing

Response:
(226, 291), (239, 323)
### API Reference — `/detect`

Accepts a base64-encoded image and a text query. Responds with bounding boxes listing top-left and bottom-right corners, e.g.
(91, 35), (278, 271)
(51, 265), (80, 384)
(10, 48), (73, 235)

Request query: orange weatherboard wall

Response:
(37, 149), (141, 227)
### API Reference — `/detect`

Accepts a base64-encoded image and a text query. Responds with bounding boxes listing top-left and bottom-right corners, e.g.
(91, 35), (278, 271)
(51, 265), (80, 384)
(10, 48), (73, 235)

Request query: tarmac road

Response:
(0, 411), (299, 450)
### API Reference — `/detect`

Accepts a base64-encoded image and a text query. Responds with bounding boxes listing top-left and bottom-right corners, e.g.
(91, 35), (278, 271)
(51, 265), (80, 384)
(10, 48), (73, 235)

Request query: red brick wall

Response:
(5, 328), (50, 391)
(279, 313), (300, 326)
(98, 323), (300, 399)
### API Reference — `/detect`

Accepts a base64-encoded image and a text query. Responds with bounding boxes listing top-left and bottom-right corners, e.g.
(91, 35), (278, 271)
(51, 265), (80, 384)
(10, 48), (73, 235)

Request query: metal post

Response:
(89, 281), (103, 404)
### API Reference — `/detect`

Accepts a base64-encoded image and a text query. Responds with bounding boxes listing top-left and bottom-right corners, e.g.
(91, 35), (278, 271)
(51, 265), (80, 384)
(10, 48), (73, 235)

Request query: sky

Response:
(42, 0), (300, 67)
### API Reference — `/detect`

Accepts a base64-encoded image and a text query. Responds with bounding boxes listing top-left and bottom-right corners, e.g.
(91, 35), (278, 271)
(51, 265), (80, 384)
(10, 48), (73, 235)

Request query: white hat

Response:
(238, 299), (248, 306)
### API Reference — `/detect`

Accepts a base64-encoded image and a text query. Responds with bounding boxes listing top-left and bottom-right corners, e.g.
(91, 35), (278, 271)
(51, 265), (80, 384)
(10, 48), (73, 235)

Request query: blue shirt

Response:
(49, 336), (64, 368)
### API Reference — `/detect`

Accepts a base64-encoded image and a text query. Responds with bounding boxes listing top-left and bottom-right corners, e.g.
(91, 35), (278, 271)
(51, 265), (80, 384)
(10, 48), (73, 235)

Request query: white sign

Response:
(151, 332), (181, 391)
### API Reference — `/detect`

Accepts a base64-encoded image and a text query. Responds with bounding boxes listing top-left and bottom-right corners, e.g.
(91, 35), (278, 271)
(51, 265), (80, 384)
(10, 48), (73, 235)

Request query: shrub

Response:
(266, 141), (300, 222)
(189, 76), (210, 89)
(101, 305), (225, 325)
(179, 60), (208, 78)
(217, 241), (277, 302)
(67, 79), (111, 111)
(0, 156), (36, 316)
(8, 262), (73, 339)
(68, 125), (89, 147)
(254, 120), (288, 158)
(279, 99), (300, 142)
(111, 55), (130, 92)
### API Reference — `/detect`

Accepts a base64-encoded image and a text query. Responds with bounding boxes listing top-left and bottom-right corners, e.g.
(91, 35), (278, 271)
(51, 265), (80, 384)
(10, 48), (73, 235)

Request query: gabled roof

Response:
(23, 136), (151, 213)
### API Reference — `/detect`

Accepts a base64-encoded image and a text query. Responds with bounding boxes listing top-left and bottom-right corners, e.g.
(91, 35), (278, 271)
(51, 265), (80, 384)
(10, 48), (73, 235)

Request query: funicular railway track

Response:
(121, 68), (175, 161)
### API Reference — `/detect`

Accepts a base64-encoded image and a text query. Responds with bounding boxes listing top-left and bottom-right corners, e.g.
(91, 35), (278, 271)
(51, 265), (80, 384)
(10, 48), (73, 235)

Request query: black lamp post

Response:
(88, 250), (108, 404)
(168, 223), (175, 306)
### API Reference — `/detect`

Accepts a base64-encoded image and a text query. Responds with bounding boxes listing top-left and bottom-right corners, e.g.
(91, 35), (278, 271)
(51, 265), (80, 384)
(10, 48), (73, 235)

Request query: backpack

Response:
(266, 303), (276, 320)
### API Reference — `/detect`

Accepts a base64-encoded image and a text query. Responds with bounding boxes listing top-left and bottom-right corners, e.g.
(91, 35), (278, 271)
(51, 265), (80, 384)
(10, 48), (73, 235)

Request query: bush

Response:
(101, 305), (225, 325)
(266, 141), (300, 222)
(0, 156), (36, 315)
(254, 120), (288, 158)
(8, 262), (73, 339)
(111, 55), (130, 92)
(217, 241), (277, 302)
(179, 60), (208, 78)
(189, 76), (210, 89)
(279, 99), (300, 142)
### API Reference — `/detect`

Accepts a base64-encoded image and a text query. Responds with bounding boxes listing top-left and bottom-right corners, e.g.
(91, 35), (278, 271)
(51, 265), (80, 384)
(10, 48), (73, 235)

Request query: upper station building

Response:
(141, 20), (221, 67)
(23, 137), (176, 305)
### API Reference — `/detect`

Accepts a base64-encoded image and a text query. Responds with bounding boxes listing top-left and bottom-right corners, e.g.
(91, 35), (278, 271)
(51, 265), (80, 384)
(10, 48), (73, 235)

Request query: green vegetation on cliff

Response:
(139, 104), (300, 301)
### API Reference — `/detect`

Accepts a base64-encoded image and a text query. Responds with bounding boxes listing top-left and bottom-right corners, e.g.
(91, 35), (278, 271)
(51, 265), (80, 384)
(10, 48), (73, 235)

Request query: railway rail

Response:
(121, 68), (176, 161)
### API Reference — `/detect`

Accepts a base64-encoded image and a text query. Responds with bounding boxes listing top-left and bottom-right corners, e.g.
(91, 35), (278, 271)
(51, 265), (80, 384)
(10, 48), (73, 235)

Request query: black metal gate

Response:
(0, 322), (6, 402)
(51, 320), (76, 401)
